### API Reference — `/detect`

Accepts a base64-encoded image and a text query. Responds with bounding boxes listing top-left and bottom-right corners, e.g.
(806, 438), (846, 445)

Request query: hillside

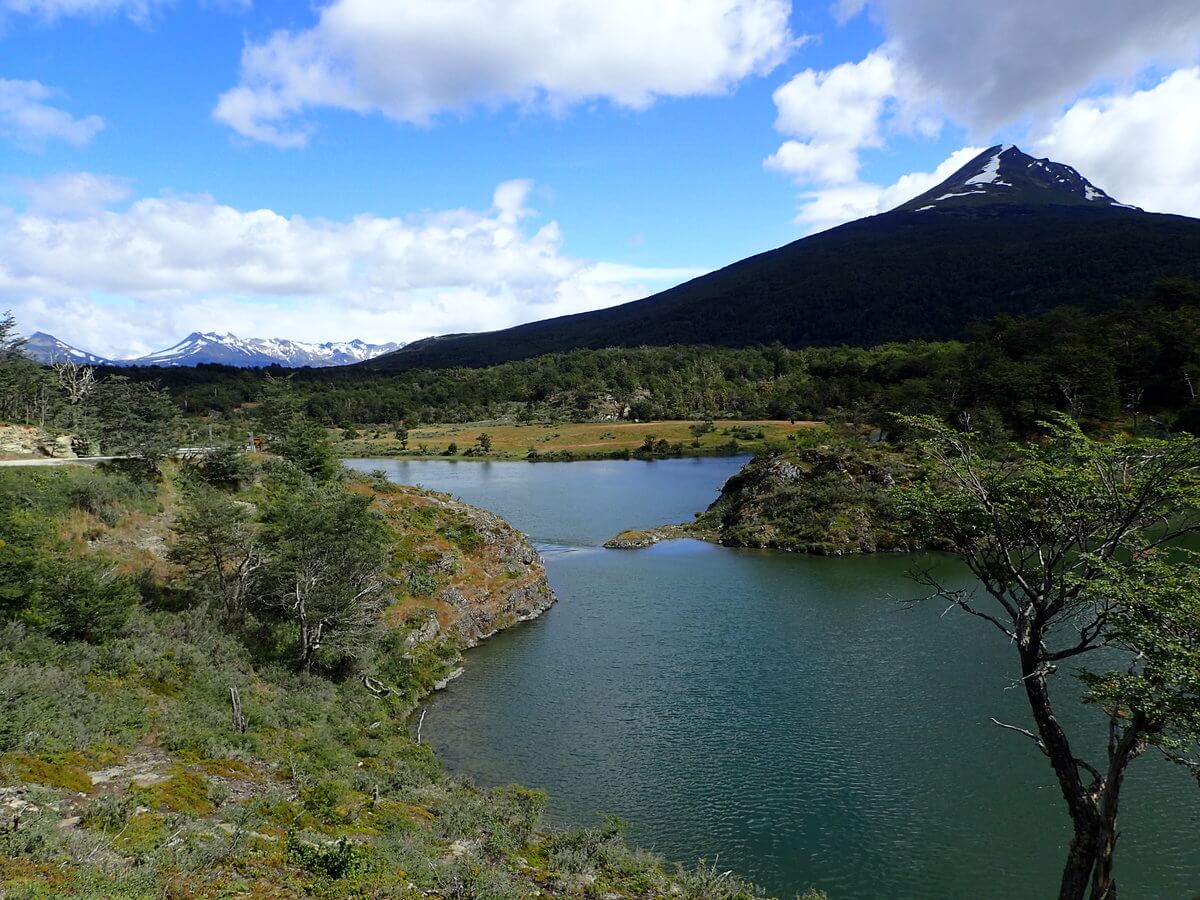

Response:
(368, 147), (1200, 371)
(0, 461), (775, 898)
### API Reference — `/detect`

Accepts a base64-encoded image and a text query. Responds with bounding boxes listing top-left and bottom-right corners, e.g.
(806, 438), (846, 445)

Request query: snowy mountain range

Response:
(23, 331), (405, 368)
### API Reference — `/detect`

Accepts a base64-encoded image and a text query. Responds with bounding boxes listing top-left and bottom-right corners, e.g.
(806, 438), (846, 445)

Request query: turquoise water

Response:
(347, 458), (1200, 899)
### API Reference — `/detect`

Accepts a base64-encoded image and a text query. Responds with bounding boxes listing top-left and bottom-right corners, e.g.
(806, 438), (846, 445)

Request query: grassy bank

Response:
(0, 458), (814, 898)
(334, 419), (821, 461)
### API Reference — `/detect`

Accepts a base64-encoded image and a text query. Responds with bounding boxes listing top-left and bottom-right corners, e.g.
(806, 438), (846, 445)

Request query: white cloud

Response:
(0, 0), (170, 23)
(1033, 67), (1200, 218)
(790, 145), (981, 232)
(764, 51), (963, 232)
(0, 79), (104, 149)
(214, 0), (796, 147)
(0, 178), (703, 357)
(764, 51), (895, 184)
(10, 172), (132, 215)
(840, 0), (1200, 131)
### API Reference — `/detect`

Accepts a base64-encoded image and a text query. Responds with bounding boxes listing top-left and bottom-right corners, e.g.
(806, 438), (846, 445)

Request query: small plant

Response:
(287, 834), (371, 880)
(83, 793), (137, 833)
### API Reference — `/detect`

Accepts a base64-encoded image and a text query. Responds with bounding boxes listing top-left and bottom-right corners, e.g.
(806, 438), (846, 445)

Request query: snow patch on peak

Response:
(965, 149), (1006, 187)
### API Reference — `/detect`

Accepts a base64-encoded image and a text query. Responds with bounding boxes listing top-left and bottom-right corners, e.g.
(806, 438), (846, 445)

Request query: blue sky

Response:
(1, 0), (1198, 356)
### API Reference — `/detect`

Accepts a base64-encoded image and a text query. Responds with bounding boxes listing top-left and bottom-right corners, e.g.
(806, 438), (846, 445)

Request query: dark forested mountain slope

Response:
(368, 146), (1200, 371)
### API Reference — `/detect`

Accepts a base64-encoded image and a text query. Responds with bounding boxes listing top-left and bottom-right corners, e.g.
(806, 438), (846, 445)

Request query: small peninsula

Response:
(606, 436), (931, 555)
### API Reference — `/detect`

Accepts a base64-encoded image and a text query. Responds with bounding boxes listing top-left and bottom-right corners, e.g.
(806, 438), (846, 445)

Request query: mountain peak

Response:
(894, 145), (1141, 214)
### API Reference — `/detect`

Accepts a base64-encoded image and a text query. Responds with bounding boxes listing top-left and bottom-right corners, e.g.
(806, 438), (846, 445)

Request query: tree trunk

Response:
(296, 590), (312, 674)
(1017, 643), (1099, 900)
(229, 687), (247, 733)
(1090, 715), (1143, 900)
(1090, 825), (1117, 900)
(1060, 825), (1099, 900)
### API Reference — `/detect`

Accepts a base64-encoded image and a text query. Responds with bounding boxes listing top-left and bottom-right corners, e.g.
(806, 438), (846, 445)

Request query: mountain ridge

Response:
(23, 331), (404, 368)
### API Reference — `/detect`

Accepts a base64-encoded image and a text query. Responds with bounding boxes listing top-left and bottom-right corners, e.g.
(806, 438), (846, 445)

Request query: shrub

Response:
(287, 835), (372, 880)
(68, 471), (156, 525)
(189, 446), (253, 490)
(17, 554), (139, 644)
(82, 793), (137, 833)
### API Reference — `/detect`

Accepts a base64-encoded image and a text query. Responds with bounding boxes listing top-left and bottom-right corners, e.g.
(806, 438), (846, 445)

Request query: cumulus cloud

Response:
(0, 79), (104, 149)
(0, 177), (703, 357)
(840, 0), (1200, 131)
(789, 145), (981, 232)
(763, 51), (964, 232)
(1032, 67), (1200, 218)
(10, 172), (132, 214)
(214, 0), (795, 147)
(764, 51), (895, 184)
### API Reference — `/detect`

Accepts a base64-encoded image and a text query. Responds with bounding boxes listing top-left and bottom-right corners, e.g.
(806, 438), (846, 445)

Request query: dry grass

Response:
(338, 419), (822, 460)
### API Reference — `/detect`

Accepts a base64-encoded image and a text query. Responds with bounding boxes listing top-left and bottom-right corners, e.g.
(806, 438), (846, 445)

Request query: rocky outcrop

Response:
(694, 442), (928, 554)
(369, 483), (556, 648)
(0, 425), (77, 458)
(606, 440), (936, 556)
(603, 524), (695, 549)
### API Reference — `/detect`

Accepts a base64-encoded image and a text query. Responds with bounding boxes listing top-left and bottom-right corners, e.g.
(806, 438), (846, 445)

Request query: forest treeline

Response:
(93, 279), (1200, 436)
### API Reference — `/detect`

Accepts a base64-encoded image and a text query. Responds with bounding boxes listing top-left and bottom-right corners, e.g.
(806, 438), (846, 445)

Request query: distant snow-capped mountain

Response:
(23, 331), (405, 368)
(24, 332), (111, 365)
(127, 332), (405, 367)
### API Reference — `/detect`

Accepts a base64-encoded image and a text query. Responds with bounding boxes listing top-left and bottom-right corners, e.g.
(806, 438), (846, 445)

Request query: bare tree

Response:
(53, 359), (97, 434)
(53, 360), (96, 405)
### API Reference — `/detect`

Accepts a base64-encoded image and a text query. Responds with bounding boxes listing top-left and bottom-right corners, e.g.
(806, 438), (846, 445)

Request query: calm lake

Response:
(346, 457), (1200, 900)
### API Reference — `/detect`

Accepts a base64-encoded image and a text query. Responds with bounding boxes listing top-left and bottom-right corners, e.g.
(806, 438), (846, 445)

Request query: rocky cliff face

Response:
(0, 425), (77, 458)
(367, 482), (556, 648)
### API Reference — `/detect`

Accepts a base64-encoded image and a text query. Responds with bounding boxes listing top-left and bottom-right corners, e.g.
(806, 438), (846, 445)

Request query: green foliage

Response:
(1078, 554), (1200, 759)
(114, 282), (1200, 444)
(287, 835), (372, 880)
(187, 445), (253, 490)
(257, 481), (392, 672)
(18, 554), (139, 643)
(82, 793), (137, 833)
(254, 376), (339, 482)
(169, 483), (260, 621)
(898, 414), (1200, 890)
(697, 434), (922, 554)
(90, 376), (182, 475)
(66, 469), (157, 525)
(276, 416), (339, 482)
(0, 493), (139, 642)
